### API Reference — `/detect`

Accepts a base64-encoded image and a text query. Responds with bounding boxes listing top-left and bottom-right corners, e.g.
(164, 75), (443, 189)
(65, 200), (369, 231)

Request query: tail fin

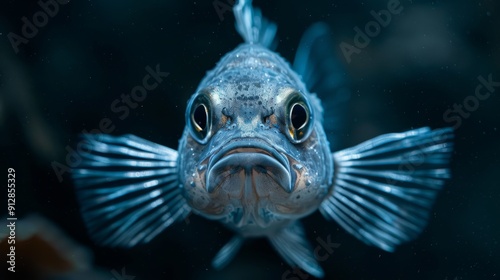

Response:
(321, 127), (454, 252)
(234, 0), (277, 49)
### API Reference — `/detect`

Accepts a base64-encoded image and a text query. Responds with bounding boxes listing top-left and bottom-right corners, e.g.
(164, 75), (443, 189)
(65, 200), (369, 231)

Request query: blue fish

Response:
(72, 0), (454, 277)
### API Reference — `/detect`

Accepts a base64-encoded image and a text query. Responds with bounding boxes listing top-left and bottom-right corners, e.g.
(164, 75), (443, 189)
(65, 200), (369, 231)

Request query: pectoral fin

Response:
(72, 134), (191, 247)
(321, 127), (454, 251)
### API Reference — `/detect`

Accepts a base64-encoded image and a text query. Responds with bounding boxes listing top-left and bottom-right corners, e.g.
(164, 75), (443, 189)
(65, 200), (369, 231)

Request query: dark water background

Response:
(1, 0), (499, 279)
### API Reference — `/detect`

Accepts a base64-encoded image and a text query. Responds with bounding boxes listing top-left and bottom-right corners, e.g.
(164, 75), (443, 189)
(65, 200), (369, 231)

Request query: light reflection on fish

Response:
(72, 0), (453, 277)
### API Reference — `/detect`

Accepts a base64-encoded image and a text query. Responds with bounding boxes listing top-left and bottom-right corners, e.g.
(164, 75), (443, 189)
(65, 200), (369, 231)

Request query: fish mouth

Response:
(206, 139), (293, 194)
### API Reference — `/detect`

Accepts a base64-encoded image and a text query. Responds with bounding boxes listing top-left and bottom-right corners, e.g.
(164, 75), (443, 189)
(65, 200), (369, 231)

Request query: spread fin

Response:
(233, 0), (277, 49)
(293, 22), (350, 150)
(320, 127), (454, 251)
(212, 235), (244, 269)
(268, 222), (324, 278)
(72, 134), (191, 247)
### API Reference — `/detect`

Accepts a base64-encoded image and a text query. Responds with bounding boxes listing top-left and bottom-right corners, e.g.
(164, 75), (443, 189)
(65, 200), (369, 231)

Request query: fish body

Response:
(72, 0), (454, 277)
(179, 43), (333, 236)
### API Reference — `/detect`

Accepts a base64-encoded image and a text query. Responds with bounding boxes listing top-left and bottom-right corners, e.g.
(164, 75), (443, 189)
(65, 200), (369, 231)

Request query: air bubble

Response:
(198, 165), (207, 171)
(293, 164), (303, 170)
(305, 180), (312, 186)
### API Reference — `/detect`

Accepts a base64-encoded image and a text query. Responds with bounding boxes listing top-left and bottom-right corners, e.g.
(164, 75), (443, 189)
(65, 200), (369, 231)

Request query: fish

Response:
(72, 0), (454, 277)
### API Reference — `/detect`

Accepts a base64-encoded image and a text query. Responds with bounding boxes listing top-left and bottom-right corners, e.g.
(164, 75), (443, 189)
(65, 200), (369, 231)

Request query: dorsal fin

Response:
(293, 23), (351, 150)
(233, 0), (277, 49)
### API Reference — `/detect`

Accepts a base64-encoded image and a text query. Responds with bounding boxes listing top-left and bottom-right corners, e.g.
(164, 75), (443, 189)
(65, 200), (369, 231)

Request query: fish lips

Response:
(206, 140), (293, 194)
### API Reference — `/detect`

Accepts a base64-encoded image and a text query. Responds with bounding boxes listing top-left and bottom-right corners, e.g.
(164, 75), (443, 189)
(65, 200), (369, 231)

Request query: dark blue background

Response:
(1, 0), (498, 279)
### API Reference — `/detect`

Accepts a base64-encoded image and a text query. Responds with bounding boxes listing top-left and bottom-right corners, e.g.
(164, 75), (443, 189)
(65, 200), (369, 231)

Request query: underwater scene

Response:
(1, 0), (499, 279)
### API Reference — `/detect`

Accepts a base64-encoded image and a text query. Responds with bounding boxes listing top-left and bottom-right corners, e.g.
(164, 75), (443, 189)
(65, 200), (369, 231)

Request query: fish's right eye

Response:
(188, 94), (212, 143)
(193, 104), (208, 132)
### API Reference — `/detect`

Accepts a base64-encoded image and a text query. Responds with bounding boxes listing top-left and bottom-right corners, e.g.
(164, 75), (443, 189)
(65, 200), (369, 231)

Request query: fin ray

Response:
(72, 134), (190, 247)
(321, 127), (454, 251)
(233, 0), (277, 48)
(212, 236), (245, 270)
(268, 222), (324, 278)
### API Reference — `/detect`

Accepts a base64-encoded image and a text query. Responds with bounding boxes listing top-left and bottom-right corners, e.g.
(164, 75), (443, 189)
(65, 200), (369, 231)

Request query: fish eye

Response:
(291, 103), (308, 130)
(193, 104), (208, 132)
(285, 93), (313, 143)
(188, 94), (212, 143)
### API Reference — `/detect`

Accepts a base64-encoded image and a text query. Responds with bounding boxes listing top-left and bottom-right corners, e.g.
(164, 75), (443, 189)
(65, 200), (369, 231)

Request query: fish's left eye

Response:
(285, 93), (313, 143)
(291, 103), (308, 130)
(187, 94), (212, 143)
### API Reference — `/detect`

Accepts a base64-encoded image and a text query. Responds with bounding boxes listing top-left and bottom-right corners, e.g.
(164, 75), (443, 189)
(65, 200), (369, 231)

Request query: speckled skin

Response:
(177, 44), (333, 237)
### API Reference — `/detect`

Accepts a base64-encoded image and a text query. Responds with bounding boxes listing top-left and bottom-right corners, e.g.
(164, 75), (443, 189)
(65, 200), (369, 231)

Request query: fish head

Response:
(178, 45), (333, 229)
